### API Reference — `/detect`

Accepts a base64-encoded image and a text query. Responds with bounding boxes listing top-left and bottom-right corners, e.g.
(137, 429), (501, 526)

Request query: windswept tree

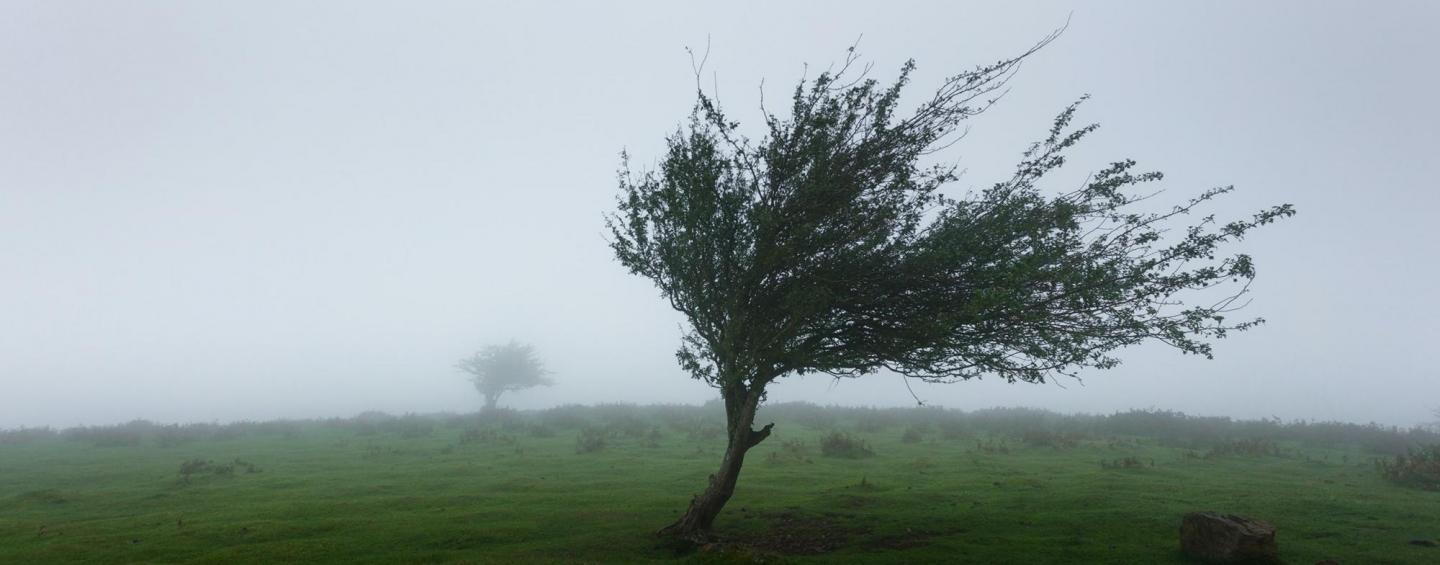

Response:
(607, 35), (1293, 539)
(457, 341), (552, 411)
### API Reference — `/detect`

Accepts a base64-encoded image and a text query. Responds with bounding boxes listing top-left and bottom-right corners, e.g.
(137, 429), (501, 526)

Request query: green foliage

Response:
(607, 42), (1294, 397)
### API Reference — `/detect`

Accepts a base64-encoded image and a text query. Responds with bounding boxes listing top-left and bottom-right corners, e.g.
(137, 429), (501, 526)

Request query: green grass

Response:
(2, 411), (1439, 563)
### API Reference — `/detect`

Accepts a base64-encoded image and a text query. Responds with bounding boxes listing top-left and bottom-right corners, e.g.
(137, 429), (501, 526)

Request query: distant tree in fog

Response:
(607, 34), (1294, 539)
(457, 341), (552, 411)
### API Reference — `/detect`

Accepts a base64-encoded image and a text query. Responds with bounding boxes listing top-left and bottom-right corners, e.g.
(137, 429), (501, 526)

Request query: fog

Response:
(2, 1), (1436, 430)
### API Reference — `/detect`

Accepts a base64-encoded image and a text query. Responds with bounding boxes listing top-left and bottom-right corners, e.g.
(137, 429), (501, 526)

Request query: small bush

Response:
(820, 431), (874, 459)
(178, 457), (259, 484)
(973, 438), (1011, 454)
(641, 427), (664, 448)
(901, 426), (926, 444)
(1376, 445), (1440, 490)
(1100, 456), (1147, 469)
(575, 427), (608, 454)
(178, 459), (214, 483)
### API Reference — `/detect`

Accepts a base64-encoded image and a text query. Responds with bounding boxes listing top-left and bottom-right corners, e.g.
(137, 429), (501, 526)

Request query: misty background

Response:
(2, 1), (1436, 429)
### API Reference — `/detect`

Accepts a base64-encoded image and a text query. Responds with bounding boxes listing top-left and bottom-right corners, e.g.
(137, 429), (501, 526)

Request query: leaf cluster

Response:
(607, 36), (1292, 391)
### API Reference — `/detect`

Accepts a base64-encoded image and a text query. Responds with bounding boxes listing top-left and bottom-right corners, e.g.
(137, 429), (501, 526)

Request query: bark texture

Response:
(659, 387), (773, 539)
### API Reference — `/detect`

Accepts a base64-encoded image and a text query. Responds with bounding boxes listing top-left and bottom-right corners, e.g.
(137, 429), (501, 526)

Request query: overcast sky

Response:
(2, 1), (1436, 429)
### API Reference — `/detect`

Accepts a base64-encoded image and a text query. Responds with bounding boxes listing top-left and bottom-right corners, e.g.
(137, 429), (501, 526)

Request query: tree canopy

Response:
(457, 341), (552, 411)
(607, 37), (1293, 537)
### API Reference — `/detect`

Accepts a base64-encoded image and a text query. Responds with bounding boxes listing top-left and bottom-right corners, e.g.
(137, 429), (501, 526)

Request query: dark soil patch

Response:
(746, 511), (866, 555)
(701, 510), (869, 556)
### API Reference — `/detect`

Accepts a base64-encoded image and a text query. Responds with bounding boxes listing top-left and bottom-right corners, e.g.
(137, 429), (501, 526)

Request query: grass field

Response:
(3, 405), (1439, 563)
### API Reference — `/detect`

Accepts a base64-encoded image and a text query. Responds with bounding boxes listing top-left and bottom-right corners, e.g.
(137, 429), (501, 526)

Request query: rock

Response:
(1180, 512), (1278, 563)
(1410, 539), (1437, 547)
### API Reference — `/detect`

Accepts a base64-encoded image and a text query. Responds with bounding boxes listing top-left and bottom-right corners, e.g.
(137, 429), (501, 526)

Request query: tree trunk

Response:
(658, 385), (773, 540)
(483, 393), (499, 412)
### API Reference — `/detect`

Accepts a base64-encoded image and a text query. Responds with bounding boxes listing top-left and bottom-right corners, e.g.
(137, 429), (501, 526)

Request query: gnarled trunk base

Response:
(658, 388), (773, 540)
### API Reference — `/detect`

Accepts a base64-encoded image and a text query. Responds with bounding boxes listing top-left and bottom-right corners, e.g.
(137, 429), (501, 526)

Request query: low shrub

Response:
(1100, 456), (1147, 469)
(575, 427), (608, 454)
(177, 458), (258, 483)
(820, 431), (874, 459)
(974, 438), (1011, 455)
(1376, 445), (1440, 490)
